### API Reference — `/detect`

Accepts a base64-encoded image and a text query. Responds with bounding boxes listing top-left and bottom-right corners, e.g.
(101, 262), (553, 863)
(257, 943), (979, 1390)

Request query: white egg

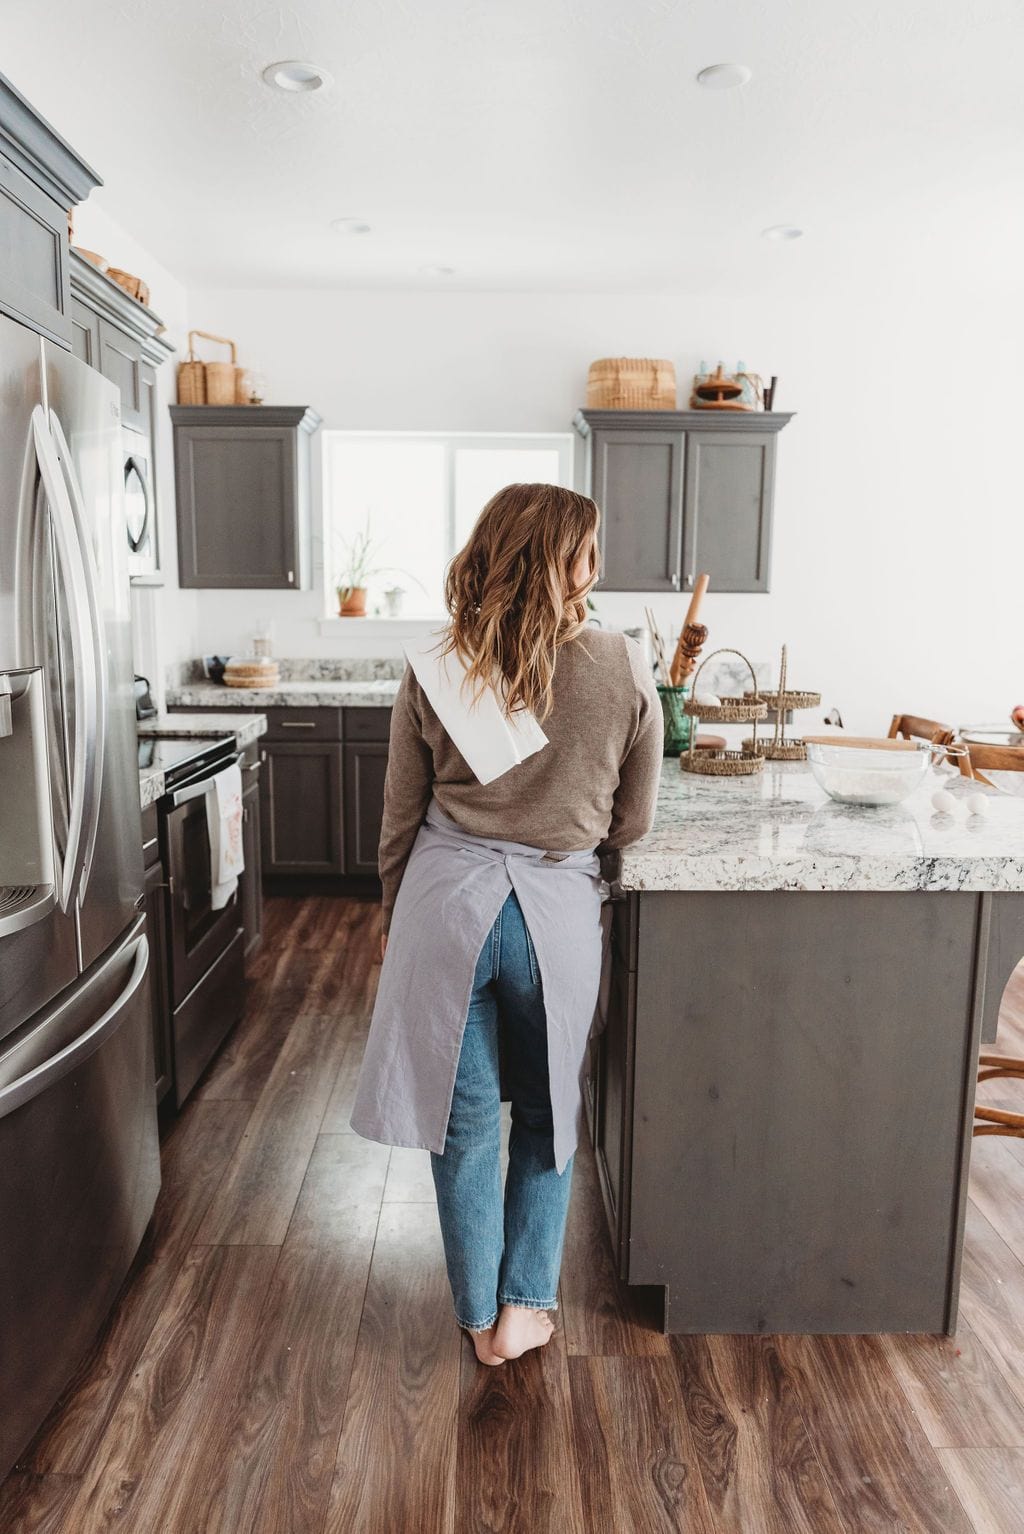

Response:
(966, 793), (990, 818)
(694, 692), (722, 707)
(931, 788), (956, 813)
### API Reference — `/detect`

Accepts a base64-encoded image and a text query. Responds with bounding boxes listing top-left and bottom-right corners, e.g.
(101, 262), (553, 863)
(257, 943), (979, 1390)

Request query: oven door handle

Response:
(168, 752), (242, 808)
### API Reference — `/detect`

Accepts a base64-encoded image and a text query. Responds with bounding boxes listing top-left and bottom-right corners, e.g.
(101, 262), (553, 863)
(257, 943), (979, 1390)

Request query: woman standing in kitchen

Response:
(350, 483), (662, 1366)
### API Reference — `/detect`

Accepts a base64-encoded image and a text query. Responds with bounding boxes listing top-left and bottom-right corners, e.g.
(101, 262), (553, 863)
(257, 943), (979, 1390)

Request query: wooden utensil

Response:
(669, 573), (710, 684)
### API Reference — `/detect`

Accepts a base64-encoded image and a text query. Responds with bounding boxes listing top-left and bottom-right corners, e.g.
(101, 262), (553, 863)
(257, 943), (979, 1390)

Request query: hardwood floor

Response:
(3, 895), (1024, 1533)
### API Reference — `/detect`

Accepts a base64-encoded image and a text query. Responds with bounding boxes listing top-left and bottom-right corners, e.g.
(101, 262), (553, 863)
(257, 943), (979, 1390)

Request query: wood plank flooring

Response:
(3, 895), (1024, 1533)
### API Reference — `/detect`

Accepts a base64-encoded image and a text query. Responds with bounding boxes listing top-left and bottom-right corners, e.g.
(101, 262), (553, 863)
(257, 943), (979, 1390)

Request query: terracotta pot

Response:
(338, 586), (367, 617)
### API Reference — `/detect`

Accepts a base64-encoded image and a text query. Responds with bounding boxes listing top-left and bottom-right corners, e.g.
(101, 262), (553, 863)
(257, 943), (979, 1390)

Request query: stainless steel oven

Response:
(151, 735), (245, 1105)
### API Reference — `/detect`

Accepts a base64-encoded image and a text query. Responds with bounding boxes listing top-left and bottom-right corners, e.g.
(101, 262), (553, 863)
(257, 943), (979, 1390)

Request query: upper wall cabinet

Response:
(574, 408), (794, 594)
(0, 72), (100, 347)
(170, 405), (321, 589)
(69, 251), (175, 584)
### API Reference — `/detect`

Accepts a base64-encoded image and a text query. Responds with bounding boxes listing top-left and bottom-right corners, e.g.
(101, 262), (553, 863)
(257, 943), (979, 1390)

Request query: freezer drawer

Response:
(0, 916), (161, 1480)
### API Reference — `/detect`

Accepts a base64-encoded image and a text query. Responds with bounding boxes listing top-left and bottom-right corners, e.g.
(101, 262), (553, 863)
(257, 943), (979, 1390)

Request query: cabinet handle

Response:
(670, 572), (680, 590)
(279, 720), (316, 729)
(686, 571), (695, 587)
(287, 569), (294, 584)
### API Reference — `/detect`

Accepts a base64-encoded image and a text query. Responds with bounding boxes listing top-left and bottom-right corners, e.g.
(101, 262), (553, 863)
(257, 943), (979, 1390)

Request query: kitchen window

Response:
(322, 431), (575, 618)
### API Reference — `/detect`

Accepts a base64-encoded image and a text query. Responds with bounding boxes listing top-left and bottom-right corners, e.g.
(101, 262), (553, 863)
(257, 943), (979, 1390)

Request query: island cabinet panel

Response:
(142, 846), (173, 1107)
(171, 405), (320, 589)
(622, 889), (988, 1335)
(592, 956), (636, 1280)
(260, 741), (344, 875)
(574, 409), (792, 594)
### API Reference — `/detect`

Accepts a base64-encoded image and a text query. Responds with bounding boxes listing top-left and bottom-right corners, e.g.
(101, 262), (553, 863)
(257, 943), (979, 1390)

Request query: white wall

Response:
(72, 197), (199, 708)
(182, 280), (1022, 734)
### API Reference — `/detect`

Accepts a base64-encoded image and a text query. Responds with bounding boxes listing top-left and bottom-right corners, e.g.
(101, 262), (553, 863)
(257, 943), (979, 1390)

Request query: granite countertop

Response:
(139, 711), (268, 748)
(618, 759), (1024, 893)
(139, 765), (165, 811)
(137, 712), (269, 808)
(165, 680), (400, 709)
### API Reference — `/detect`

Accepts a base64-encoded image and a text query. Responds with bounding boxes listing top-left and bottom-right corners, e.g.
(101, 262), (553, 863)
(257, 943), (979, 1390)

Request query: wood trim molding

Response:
(574, 408), (795, 436)
(169, 405), (323, 434)
(69, 250), (175, 361)
(0, 72), (101, 206)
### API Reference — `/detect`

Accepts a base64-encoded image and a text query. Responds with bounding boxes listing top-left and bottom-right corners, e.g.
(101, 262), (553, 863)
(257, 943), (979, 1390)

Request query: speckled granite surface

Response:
(618, 760), (1024, 893)
(167, 656), (405, 687)
(139, 766), (164, 810)
(139, 711), (268, 748)
(165, 679), (400, 709)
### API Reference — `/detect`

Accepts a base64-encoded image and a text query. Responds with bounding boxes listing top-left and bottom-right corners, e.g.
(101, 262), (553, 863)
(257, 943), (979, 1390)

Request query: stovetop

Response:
(138, 733), (236, 791)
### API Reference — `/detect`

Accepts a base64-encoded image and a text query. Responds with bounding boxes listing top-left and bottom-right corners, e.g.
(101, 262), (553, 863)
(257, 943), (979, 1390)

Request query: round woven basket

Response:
(685, 697), (767, 724)
(586, 357), (676, 411)
(680, 749), (764, 776)
(744, 738), (808, 761)
(745, 689), (821, 710)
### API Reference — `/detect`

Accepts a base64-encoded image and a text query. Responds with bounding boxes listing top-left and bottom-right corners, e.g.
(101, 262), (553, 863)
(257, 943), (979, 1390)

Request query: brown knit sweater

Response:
(378, 628), (663, 933)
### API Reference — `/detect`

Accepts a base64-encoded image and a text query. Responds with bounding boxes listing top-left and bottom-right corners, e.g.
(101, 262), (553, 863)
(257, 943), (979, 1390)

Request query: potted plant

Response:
(334, 517), (428, 618)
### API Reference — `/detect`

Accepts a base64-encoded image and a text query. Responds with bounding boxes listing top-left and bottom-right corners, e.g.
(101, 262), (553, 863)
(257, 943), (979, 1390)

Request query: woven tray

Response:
(684, 696), (767, 724)
(743, 737), (808, 761)
(745, 688), (821, 710)
(680, 749), (764, 776)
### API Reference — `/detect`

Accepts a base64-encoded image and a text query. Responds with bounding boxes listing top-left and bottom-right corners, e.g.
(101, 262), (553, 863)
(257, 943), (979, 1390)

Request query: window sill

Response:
(317, 615), (447, 637)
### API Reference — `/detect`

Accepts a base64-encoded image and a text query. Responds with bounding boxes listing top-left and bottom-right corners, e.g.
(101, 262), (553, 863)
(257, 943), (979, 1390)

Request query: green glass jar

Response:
(657, 683), (692, 756)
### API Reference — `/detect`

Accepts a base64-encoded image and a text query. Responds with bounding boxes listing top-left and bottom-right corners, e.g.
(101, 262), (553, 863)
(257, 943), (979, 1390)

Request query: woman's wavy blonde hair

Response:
(440, 482), (600, 723)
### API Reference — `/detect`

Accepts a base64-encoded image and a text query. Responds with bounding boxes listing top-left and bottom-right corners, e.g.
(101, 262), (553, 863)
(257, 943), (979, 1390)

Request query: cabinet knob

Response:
(670, 572), (680, 590)
(287, 570), (294, 584)
(686, 571), (695, 587)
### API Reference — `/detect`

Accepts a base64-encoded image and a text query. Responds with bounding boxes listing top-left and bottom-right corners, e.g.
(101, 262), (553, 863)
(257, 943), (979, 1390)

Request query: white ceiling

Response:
(4, 0), (1023, 291)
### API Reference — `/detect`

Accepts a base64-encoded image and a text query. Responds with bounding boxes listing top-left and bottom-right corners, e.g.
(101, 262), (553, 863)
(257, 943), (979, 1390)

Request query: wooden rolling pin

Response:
(669, 573), (710, 685)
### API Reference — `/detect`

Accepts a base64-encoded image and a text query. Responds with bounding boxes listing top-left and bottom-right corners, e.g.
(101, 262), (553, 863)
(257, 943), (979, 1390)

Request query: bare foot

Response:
(492, 1305), (555, 1360)
(465, 1325), (505, 1366)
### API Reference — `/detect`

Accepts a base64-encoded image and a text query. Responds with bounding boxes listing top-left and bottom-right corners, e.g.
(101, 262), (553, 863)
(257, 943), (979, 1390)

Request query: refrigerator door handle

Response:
(48, 409), (108, 905)
(0, 933), (148, 1121)
(30, 406), (98, 914)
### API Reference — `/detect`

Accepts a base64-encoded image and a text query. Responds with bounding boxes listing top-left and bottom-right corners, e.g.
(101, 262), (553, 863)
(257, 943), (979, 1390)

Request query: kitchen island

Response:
(596, 760), (1024, 1335)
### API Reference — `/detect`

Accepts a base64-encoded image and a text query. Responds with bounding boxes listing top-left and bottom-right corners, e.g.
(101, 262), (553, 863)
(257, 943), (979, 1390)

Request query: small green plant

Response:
(333, 515), (427, 604)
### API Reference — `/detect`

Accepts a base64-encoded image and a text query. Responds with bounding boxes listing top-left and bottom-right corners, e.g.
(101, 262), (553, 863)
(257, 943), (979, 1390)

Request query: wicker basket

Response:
(745, 689), (821, 710)
(177, 330), (241, 406)
(679, 649), (766, 776)
(107, 267), (150, 307)
(586, 357), (676, 411)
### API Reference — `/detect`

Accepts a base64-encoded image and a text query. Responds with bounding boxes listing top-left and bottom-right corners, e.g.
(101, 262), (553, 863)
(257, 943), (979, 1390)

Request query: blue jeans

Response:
(430, 889), (575, 1331)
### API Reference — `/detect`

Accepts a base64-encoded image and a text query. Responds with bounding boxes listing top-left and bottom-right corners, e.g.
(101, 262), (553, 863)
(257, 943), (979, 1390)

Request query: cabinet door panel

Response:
(240, 775), (263, 955)
(175, 427), (298, 588)
(683, 431), (775, 592)
(70, 296), (100, 367)
(261, 741), (343, 875)
(592, 429), (684, 592)
(343, 742), (388, 876)
(0, 156), (70, 345)
(98, 317), (144, 430)
(144, 860), (173, 1105)
(596, 956), (635, 1279)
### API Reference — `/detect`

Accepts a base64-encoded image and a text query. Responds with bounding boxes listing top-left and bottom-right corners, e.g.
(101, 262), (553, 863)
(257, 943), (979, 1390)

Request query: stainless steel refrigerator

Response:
(0, 313), (161, 1480)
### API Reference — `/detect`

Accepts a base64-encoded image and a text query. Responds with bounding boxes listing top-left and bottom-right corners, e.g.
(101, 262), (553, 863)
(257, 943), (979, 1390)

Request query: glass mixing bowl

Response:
(806, 740), (945, 806)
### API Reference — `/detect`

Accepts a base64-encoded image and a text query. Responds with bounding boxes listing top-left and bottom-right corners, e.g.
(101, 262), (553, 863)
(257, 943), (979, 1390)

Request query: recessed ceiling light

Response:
(261, 60), (332, 93)
(331, 217), (372, 234)
(420, 264), (455, 277)
(761, 225), (804, 242)
(696, 62), (752, 90)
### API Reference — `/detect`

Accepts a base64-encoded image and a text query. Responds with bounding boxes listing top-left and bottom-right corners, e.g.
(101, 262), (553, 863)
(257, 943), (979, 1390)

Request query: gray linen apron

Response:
(349, 798), (612, 1175)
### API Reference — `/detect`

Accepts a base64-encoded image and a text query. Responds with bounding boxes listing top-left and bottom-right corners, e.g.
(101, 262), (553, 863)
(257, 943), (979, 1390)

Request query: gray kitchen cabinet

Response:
(260, 740), (344, 875)
(0, 73), (99, 347)
(70, 295), (99, 366)
(69, 250), (175, 584)
(141, 805), (173, 1107)
(98, 315), (144, 431)
(171, 405), (321, 590)
(239, 749), (263, 958)
(574, 408), (793, 594)
(344, 742), (389, 876)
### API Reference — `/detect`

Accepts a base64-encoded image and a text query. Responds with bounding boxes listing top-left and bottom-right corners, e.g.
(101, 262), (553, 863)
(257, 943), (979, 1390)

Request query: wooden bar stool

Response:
(975, 1057), (1024, 1138)
(956, 738), (1024, 790)
(888, 713), (955, 749)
